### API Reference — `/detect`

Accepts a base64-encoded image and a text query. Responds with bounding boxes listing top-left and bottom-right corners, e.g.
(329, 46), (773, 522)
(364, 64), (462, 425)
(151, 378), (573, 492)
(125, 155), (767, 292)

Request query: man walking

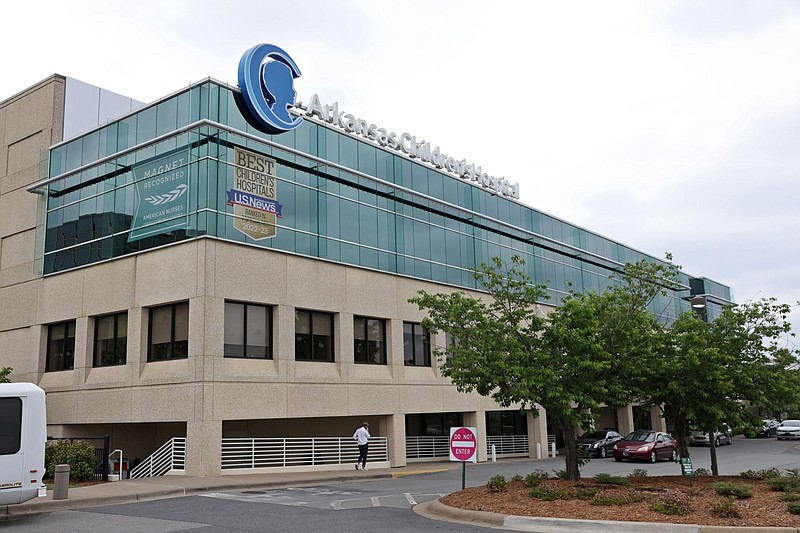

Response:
(353, 421), (370, 470)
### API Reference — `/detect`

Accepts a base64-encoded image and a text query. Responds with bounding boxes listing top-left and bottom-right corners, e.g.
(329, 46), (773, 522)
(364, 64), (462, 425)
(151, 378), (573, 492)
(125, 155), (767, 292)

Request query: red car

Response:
(613, 430), (677, 463)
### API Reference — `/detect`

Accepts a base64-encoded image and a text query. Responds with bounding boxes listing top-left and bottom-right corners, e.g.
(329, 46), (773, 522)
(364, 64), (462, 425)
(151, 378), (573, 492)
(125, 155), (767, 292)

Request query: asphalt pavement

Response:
(3, 456), (800, 532)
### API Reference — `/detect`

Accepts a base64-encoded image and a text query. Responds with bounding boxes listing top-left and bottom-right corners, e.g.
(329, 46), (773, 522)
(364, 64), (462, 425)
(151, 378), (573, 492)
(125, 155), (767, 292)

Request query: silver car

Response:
(776, 420), (800, 440)
(689, 425), (733, 446)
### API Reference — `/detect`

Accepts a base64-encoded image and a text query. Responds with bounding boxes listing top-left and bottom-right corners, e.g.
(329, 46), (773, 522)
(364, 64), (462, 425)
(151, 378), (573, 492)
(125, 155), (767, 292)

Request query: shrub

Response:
(45, 439), (96, 481)
(594, 473), (631, 486)
(767, 477), (800, 493)
(510, 474), (523, 483)
(710, 496), (741, 518)
(628, 468), (648, 478)
(788, 501), (800, 515)
(740, 468), (781, 480)
(650, 491), (691, 515)
(529, 487), (568, 501)
(573, 487), (600, 500)
(711, 482), (753, 499)
(779, 493), (800, 502)
(523, 469), (550, 487)
(553, 469), (570, 480)
(693, 468), (711, 476)
(487, 475), (507, 493)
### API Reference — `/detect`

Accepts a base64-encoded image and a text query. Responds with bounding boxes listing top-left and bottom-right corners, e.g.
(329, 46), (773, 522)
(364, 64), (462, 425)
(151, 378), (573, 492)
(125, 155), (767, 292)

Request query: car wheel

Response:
(715, 437), (721, 447)
(600, 447), (607, 458)
(670, 449), (677, 461)
(615, 457), (623, 462)
(650, 450), (657, 463)
(727, 435), (733, 445)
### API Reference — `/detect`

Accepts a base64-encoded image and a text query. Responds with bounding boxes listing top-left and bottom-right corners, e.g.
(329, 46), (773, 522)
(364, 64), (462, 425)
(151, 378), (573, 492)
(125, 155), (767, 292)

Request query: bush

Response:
(45, 439), (96, 481)
(740, 468), (781, 480)
(594, 473), (631, 486)
(591, 492), (646, 506)
(650, 491), (691, 515)
(523, 469), (550, 487)
(693, 468), (711, 476)
(711, 482), (753, 499)
(487, 475), (507, 493)
(573, 487), (600, 500)
(767, 477), (800, 493)
(510, 474), (523, 483)
(628, 468), (648, 478)
(553, 469), (570, 480)
(788, 501), (800, 515)
(779, 493), (800, 502)
(528, 487), (569, 501)
(710, 496), (741, 518)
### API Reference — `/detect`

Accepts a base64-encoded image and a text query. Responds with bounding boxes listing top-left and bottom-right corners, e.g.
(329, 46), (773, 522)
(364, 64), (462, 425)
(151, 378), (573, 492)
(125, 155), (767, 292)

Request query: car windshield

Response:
(624, 432), (655, 442)
(781, 420), (800, 427)
(579, 431), (607, 440)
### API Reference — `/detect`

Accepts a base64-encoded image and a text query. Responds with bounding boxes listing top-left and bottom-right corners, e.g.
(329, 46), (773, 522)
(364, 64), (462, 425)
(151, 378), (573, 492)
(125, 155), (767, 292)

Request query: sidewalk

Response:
(1, 461), (452, 518)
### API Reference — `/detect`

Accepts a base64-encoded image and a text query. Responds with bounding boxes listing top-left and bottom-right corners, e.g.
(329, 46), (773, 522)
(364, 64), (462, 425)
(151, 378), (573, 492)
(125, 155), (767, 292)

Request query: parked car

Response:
(776, 420), (800, 440)
(613, 430), (678, 463)
(756, 419), (780, 438)
(576, 430), (624, 458)
(689, 424), (733, 447)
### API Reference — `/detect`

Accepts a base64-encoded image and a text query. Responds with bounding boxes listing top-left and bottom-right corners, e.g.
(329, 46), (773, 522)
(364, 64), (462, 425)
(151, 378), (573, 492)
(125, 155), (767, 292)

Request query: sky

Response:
(2, 0), (799, 338)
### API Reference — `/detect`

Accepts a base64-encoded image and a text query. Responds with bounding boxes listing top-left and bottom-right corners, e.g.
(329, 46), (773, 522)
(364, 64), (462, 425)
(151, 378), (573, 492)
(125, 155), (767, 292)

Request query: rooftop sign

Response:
(238, 44), (520, 199)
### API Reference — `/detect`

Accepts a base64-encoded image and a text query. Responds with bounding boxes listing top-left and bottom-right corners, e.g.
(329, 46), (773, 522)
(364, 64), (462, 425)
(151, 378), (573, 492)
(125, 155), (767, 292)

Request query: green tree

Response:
(411, 255), (676, 480)
(0, 367), (11, 383)
(639, 298), (799, 475)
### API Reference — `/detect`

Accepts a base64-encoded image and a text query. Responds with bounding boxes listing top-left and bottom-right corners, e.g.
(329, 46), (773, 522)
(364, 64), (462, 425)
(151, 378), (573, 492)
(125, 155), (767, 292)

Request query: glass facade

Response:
(39, 80), (732, 322)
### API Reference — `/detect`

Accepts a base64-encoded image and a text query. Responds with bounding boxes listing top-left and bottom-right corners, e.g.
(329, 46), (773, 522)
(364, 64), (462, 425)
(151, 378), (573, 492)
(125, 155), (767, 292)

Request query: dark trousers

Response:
(357, 443), (369, 467)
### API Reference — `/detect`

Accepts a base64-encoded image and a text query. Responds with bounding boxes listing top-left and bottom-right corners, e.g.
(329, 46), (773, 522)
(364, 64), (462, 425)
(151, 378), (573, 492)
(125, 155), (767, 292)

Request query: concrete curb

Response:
(416, 498), (800, 533)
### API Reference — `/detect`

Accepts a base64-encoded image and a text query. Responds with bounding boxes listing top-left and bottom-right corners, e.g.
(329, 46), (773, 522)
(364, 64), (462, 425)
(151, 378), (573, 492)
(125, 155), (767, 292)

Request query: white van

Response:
(0, 383), (46, 505)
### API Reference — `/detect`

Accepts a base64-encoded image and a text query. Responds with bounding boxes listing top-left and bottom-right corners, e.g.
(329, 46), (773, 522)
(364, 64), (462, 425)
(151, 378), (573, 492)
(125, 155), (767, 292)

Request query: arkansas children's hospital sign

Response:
(237, 43), (520, 200)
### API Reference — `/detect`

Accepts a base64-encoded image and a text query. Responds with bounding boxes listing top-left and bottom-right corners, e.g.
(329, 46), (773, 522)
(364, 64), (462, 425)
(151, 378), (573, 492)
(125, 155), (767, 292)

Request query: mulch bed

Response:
(441, 475), (800, 528)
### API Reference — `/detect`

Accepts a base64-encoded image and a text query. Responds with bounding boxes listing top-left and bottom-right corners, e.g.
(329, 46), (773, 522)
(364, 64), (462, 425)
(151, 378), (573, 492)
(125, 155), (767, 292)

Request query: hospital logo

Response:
(238, 43), (303, 134)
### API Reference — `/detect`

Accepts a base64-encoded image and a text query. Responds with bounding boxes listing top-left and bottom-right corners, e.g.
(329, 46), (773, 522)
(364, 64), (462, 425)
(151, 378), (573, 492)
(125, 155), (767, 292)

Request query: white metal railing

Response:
(220, 437), (388, 470)
(486, 434), (529, 455)
(405, 435), (450, 459)
(129, 437), (186, 478)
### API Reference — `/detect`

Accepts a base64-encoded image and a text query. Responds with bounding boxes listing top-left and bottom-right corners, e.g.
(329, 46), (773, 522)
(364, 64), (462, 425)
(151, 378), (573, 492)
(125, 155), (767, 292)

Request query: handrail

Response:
(129, 437), (186, 479)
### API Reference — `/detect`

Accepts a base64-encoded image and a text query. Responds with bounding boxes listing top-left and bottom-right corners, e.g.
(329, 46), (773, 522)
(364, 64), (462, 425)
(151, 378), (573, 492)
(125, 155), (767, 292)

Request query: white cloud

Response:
(2, 0), (798, 334)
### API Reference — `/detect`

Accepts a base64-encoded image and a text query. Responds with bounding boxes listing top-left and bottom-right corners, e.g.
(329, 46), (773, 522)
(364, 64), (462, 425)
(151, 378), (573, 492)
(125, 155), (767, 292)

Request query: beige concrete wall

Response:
(0, 76), (65, 381)
(1, 77), (562, 475)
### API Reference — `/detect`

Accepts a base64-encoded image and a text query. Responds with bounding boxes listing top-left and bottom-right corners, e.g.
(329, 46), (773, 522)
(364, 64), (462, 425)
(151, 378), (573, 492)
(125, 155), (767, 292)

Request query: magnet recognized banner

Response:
(128, 149), (190, 242)
(227, 147), (282, 240)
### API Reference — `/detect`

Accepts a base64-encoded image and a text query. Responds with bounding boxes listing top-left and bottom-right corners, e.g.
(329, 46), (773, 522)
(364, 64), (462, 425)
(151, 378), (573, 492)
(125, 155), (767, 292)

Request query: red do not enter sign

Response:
(449, 426), (477, 462)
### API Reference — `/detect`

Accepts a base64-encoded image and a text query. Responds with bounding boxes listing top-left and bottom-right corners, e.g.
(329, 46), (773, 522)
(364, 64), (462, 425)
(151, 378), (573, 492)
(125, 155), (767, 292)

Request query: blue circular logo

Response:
(238, 44), (303, 134)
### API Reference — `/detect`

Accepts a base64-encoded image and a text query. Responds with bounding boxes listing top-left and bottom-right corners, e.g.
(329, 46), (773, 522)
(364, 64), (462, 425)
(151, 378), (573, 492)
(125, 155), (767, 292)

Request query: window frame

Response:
(403, 321), (431, 367)
(224, 301), (273, 359)
(295, 309), (335, 362)
(93, 312), (128, 367)
(45, 320), (76, 372)
(147, 301), (189, 362)
(353, 316), (386, 365)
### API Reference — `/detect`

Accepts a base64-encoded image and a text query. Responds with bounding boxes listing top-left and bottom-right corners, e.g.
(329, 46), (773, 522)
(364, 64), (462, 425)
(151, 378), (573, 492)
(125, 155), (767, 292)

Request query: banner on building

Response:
(128, 149), (190, 242)
(228, 147), (281, 240)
